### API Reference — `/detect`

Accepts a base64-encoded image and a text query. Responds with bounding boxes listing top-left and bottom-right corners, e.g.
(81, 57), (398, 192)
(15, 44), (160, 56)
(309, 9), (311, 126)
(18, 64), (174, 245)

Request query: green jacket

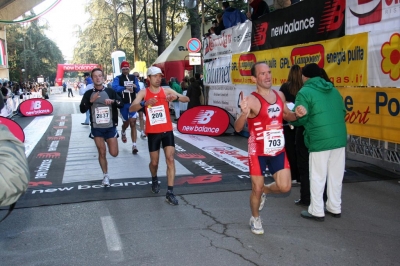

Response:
(291, 77), (347, 152)
(170, 81), (182, 102)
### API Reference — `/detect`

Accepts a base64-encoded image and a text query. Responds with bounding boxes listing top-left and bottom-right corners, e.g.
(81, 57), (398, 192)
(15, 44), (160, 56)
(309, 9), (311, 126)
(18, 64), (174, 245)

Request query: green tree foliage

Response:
(7, 16), (64, 83)
(72, 0), (248, 75)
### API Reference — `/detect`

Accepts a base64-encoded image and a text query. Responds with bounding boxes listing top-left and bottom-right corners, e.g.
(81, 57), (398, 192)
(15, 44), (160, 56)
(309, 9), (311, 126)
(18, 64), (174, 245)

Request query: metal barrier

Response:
(50, 86), (63, 94)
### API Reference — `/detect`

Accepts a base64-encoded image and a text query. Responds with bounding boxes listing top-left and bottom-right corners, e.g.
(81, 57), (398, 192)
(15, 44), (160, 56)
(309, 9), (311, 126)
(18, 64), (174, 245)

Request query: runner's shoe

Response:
(102, 174), (110, 187)
(249, 216), (264, 235)
(259, 193), (267, 211)
(140, 131), (147, 139)
(151, 180), (160, 194)
(166, 190), (179, 205)
(121, 131), (127, 143)
(132, 145), (138, 154)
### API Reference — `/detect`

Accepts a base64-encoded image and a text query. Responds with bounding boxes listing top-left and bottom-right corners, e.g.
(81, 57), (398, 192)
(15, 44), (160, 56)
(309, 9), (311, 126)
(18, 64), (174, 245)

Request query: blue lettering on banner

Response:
(205, 60), (231, 84)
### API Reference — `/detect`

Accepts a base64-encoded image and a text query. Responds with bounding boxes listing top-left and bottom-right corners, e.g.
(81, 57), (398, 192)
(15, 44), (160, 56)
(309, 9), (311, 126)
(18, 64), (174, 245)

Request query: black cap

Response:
(83, 72), (90, 77)
(302, 63), (321, 78)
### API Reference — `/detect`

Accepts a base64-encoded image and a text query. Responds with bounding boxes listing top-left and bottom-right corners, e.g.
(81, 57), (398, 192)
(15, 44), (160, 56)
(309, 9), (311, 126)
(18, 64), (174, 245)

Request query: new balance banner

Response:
(0, 117), (25, 142)
(19, 99), (54, 117)
(251, 0), (345, 51)
(177, 106), (230, 136)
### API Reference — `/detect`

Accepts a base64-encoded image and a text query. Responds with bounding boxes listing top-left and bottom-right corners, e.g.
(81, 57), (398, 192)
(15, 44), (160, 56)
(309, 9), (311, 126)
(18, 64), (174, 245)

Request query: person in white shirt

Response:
(133, 72), (146, 139)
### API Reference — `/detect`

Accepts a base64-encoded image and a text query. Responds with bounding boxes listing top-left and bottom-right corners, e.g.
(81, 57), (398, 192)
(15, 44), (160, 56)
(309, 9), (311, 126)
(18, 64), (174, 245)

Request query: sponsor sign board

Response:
(338, 87), (400, 143)
(346, 0), (400, 87)
(19, 99), (54, 117)
(251, 0), (345, 51)
(231, 32), (368, 87)
(0, 117), (25, 142)
(203, 20), (251, 60)
(177, 105), (230, 136)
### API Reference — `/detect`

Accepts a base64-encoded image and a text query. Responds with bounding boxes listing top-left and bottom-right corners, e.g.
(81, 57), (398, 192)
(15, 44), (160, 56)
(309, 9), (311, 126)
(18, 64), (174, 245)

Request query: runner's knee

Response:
(278, 183), (291, 193)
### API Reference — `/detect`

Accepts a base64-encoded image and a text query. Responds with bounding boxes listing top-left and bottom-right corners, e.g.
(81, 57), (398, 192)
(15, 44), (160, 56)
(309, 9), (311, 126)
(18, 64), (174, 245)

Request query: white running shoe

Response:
(140, 131), (147, 139)
(259, 193), (267, 211)
(102, 174), (110, 187)
(249, 216), (264, 235)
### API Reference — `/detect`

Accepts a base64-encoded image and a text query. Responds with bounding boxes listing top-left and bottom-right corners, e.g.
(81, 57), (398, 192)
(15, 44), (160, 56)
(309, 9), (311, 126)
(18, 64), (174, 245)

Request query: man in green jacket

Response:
(292, 63), (347, 222)
(169, 77), (183, 121)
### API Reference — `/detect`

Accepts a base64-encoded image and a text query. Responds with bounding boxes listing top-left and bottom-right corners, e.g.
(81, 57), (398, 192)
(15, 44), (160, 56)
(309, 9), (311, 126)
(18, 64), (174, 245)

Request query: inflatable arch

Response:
(55, 64), (100, 85)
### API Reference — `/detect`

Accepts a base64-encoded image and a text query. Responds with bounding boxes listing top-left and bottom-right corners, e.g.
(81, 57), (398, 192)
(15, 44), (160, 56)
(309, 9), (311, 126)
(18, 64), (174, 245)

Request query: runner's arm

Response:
(234, 95), (252, 132)
(111, 76), (125, 93)
(129, 89), (146, 112)
(165, 88), (190, 103)
(113, 91), (124, 108)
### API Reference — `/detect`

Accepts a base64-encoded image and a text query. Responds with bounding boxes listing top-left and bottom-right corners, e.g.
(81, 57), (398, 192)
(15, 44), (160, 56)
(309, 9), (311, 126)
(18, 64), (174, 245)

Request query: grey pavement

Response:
(0, 180), (399, 266)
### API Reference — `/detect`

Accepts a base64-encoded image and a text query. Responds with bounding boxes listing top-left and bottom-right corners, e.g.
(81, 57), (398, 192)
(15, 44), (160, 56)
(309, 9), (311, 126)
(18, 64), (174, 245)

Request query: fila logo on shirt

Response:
(267, 104), (281, 118)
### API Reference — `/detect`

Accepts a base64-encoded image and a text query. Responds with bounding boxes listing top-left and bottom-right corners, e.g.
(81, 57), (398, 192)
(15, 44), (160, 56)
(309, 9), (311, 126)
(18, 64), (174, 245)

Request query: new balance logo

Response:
(37, 152), (61, 159)
(349, 0), (382, 25)
(31, 101), (42, 110)
(192, 110), (215, 124)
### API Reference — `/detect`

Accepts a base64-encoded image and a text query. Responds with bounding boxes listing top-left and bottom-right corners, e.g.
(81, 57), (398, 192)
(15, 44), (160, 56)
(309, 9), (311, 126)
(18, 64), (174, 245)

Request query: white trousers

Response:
(308, 147), (345, 217)
(173, 101), (180, 119)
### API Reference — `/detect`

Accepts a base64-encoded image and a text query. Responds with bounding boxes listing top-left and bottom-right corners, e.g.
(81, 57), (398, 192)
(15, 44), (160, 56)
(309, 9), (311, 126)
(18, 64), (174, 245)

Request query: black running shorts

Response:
(147, 131), (175, 152)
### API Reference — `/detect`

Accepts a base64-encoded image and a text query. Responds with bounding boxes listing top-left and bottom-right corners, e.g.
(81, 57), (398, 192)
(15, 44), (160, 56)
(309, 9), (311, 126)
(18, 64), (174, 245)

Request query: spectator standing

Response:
(247, 0), (269, 21)
(279, 65), (303, 186)
(82, 72), (93, 125)
(215, 13), (225, 35)
(292, 63), (347, 221)
(169, 77), (183, 121)
(186, 77), (202, 109)
(133, 72), (146, 139)
(222, 1), (247, 28)
(180, 76), (189, 92)
(67, 82), (74, 97)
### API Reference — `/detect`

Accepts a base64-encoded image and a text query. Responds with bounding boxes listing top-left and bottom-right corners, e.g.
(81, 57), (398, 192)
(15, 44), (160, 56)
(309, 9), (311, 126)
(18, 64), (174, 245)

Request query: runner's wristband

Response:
(140, 101), (145, 107)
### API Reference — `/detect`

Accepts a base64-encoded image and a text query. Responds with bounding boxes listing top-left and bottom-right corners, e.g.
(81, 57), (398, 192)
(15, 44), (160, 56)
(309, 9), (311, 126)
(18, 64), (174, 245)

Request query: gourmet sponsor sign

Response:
(203, 55), (232, 85)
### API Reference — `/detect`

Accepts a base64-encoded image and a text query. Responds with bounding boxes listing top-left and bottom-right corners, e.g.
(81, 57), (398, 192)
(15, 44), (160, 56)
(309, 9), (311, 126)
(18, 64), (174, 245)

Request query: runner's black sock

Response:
(168, 186), (173, 192)
(152, 176), (158, 182)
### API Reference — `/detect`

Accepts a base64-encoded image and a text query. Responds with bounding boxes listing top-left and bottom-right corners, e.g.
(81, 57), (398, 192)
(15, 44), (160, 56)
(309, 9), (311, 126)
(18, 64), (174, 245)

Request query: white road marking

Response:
(101, 216), (123, 252)
(72, 101), (78, 114)
(24, 116), (53, 157)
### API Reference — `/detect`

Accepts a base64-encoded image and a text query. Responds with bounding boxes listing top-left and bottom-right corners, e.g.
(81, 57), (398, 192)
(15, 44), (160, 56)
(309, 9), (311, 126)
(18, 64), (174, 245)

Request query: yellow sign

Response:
(231, 32), (368, 87)
(338, 87), (400, 144)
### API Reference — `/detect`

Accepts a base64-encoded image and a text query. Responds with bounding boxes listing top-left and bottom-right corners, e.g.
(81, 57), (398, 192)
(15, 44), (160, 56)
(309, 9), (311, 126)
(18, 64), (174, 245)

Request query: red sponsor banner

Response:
(177, 106), (230, 136)
(239, 53), (257, 76)
(290, 45), (325, 68)
(0, 117), (25, 142)
(19, 99), (53, 117)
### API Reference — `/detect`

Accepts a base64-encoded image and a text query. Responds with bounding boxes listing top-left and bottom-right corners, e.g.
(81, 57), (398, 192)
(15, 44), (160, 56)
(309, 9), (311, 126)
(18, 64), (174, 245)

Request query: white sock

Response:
(132, 143), (136, 146)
